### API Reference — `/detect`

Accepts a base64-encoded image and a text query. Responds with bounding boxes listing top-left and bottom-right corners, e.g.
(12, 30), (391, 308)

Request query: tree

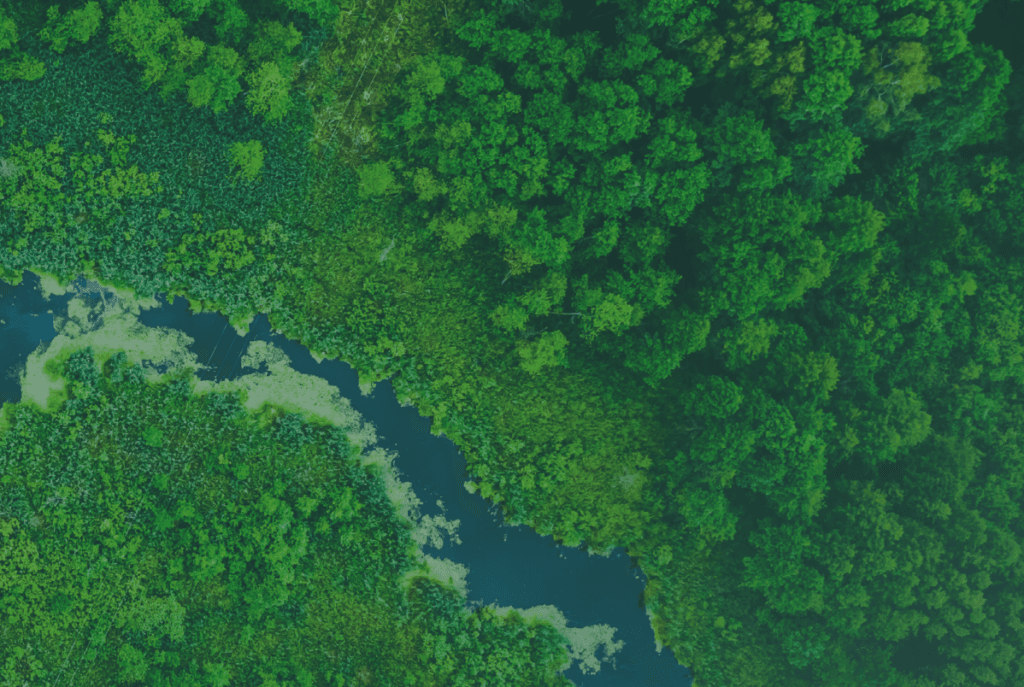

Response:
(187, 44), (244, 115)
(117, 643), (150, 682)
(273, 0), (343, 30)
(679, 374), (745, 420)
(355, 159), (402, 200)
(839, 387), (932, 466)
(815, 193), (888, 294)
(740, 520), (825, 614)
(516, 329), (569, 375)
(491, 301), (531, 333)
(671, 478), (741, 545)
(904, 43), (1011, 162)
(775, 1), (820, 43)
(158, 33), (207, 99)
(602, 303), (711, 387)
(106, 0), (188, 90)
(517, 269), (568, 316)
(245, 59), (295, 123)
(38, 2), (104, 55)
(245, 19), (303, 65)
(717, 317), (780, 370)
(849, 41), (942, 137)
(788, 122), (867, 201)
(694, 187), (826, 320)
(0, 8), (46, 81)
(693, 101), (790, 192)
(226, 139), (265, 184)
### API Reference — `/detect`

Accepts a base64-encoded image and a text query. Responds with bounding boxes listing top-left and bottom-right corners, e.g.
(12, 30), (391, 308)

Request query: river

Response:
(0, 269), (693, 687)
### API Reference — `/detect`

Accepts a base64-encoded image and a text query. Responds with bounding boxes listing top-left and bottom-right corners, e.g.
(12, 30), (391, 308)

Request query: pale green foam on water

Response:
(5, 270), (474, 591)
(4, 269), (614, 678)
(488, 603), (626, 675)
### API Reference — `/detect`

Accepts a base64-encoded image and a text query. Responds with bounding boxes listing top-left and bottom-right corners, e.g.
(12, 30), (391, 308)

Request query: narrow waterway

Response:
(0, 270), (693, 687)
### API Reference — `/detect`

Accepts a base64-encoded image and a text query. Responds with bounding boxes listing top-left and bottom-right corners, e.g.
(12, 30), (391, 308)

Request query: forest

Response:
(0, 348), (574, 685)
(0, 0), (1022, 684)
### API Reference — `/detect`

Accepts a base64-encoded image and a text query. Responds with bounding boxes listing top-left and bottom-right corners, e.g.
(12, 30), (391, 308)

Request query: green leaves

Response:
(515, 330), (569, 376)
(570, 274), (637, 341)
(642, 57), (694, 109)
(680, 374), (745, 420)
(244, 59), (294, 122)
(203, 661), (233, 687)
(164, 223), (256, 278)
(226, 139), (265, 183)
(617, 304), (711, 387)
(696, 101), (785, 190)
(695, 188), (826, 320)
(517, 269), (567, 316)
(245, 19), (303, 64)
(718, 317), (780, 370)
(490, 301), (531, 333)
(884, 13), (930, 40)
(572, 79), (651, 152)
(601, 31), (661, 78)
(840, 387), (932, 465)
(142, 425), (165, 447)
(99, 0), (312, 124)
(788, 122), (866, 200)
(851, 41), (942, 136)
(816, 194), (887, 284)
(39, 2), (104, 55)
(0, 9), (46, 81)
(644, 114), (703, 170)
(741, 520), (825, 614)
(775, 1), (820, 42)
(355, 159), (401, 200)
(187, 44), (244, 114)
(107, 0), (187, 90)
(116, 595), (186, 643)
(117, 643), (150, 682)
(675, 482), (741, 544)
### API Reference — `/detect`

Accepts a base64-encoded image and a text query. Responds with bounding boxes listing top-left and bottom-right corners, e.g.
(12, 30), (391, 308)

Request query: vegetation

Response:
(1, 0), (1023, 685)
(0, 348), (574, 686)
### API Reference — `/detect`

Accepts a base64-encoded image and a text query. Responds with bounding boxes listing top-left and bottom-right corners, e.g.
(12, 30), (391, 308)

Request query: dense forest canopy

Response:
(0, 347), (575, 685)
(1, 0), (1023, 685)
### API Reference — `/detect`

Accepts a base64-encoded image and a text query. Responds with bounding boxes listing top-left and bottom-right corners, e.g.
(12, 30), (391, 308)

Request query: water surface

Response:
(0, 270), (692, 687)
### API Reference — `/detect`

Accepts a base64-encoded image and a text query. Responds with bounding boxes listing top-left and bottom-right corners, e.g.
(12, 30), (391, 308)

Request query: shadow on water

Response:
(0, 271), (693, 687)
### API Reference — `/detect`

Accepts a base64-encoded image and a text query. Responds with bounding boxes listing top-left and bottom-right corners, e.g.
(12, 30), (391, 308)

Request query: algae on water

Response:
(4, 270), (613, 679)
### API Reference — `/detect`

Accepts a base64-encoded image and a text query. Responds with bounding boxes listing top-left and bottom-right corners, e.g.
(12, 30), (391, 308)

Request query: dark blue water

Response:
(0, 270), (692, 687)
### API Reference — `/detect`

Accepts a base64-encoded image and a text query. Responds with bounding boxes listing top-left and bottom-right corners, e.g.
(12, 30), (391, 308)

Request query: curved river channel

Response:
(0, 270), (693, 687)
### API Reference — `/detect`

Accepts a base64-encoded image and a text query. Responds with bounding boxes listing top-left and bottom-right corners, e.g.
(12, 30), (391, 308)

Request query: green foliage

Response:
(106, 0), (189, 90)
(515, 329), (569, 375)
(693, 187), (827, 320)
(355, 159), (401, 200)
(852, 41), (942, 136)
(244, 59), (295, 123)
(246, 20), (303, 64)
(39, 2), (104, 55)
(491, 300), (531, 333)
(718, 317), (780, 370)
(788, 122), (866, 201)
(186, 44), (244, 114)
(0, 348), (574, 686)
(163, 221), (257, 278)
(695, 100), (790, 191)
(3, 3), (1024, 687)
(619, 304), (711, 387)
(0, 8), (46, 81)
(0, 12), (321, 317)
(226, 138), (265, 183)
(775, 1), (820, 42)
